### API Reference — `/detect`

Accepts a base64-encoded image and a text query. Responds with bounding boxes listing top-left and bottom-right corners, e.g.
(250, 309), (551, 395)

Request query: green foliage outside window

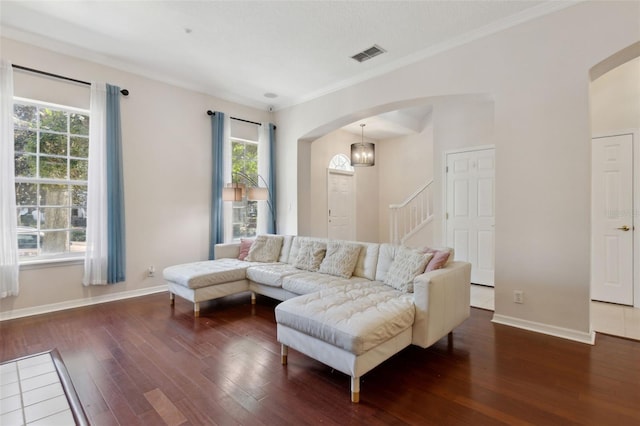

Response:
(13, 100), (90, 259)
(232, 140), (258, 180)
(231, 140), (259, 239)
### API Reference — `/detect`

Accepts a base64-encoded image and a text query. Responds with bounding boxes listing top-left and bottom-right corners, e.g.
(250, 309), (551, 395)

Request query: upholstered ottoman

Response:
(163, 258), (256, 316)
(275, 281), (415, 402)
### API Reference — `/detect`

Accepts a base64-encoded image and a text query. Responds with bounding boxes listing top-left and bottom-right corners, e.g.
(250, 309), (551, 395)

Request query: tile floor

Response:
(470, 284), (495, 311)
(591, 299), (640, 340)
(470, 284), (640, 341)
(0, 352), (75, 426)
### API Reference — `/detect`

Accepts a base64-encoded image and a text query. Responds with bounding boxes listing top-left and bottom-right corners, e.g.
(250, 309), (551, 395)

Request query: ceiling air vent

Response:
(351, 45), (386, 63)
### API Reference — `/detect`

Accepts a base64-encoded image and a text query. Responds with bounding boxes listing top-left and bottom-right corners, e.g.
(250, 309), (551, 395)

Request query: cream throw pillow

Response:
(245, 235), (284, 263)
(318, 241), (362, 278)
(384, 247), (433, 293)
(293, 240), (326, 272)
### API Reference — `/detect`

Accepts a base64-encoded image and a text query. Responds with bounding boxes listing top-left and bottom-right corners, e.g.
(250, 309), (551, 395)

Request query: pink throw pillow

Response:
(238, 238), (254, 260)
(423, 248), (450, 272)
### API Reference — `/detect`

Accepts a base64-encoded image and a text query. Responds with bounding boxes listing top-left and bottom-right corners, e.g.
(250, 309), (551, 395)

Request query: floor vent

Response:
(351, 45), (386, 63)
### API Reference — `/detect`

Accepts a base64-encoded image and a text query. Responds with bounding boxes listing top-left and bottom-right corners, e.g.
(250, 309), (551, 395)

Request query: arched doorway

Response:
(327, 154), (355, 240)
(589, 42), (640, 310)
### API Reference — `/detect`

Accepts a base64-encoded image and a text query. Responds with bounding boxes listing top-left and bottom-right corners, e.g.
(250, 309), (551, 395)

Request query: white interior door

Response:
(591, 134), (634, 305)
(446, 148), (495, 286)
(327, 169), (355, 240)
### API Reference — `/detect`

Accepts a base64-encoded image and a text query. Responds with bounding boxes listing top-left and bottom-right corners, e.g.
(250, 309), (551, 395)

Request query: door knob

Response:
(617, 225), (630, 231)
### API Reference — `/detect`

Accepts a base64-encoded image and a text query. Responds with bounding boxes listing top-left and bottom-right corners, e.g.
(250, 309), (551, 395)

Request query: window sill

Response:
(20, 256), (84, 270)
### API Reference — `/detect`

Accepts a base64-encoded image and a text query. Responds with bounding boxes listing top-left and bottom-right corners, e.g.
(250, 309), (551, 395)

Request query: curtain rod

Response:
(207, 110), (262, 126)
(12, 64), (129, 96)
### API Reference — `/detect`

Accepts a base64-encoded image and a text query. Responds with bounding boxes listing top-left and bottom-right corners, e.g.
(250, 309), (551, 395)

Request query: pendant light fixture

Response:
(350, 123), (375, 167)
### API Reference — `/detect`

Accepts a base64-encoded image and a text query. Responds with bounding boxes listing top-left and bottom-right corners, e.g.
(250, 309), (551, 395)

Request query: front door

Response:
(446, 147), (495, 286)
(327, 169), (355, 240)
(591, 134), (634, 305)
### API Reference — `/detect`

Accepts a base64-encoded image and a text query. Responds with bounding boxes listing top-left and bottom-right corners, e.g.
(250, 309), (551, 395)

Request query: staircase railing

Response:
(389, 180), (434, 245)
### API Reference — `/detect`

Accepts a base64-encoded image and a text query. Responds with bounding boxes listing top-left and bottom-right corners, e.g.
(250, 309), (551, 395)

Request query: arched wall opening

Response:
(589, 42), (640, 135)
(271, 2), (639, 342)
(589, 41), (640, 310)
(296, 94), (495, 245)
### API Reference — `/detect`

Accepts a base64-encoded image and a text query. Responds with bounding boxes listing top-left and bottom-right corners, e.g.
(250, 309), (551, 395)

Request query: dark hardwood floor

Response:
(1, 292), (639, 425)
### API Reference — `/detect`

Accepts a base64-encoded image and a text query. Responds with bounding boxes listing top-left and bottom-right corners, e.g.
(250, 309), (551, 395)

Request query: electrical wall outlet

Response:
(513, 290), (524, 304)
(148, 266), (155, 278)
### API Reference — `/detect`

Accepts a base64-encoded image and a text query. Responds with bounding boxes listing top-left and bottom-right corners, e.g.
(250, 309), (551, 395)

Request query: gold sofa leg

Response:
(351, 376), (360, 403)
(281, 344), (288, 365)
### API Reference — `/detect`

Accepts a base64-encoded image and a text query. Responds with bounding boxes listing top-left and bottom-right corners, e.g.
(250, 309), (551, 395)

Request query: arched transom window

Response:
(328, 154), (354, 172)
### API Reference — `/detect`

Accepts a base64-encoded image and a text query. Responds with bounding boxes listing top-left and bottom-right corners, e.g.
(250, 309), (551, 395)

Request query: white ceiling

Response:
(0, 1), (571, 138)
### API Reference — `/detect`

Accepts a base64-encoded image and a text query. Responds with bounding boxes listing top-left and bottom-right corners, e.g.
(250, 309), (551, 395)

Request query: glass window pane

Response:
(17, 208), (38, 227)
(232, 142), (244, 176)
(39, 108), (68, 132)
(15, 182), (38, 206)
(71, 229), (86, 242)
(39, 156), (67, 179)
(14, 104), (37, 128)
(17, 225), (41, 257)
(40, 184), (69, 206)
(70, 159), (88, 181)
(246, 143), (258, 158)
(70, 231), (86, 254)
(41, 230), (69, 255)
(71, 208), (87, 228)
(15, 153), (36, 178)
(40, 207), (70, 230)
(70, 113), (89, 135)
(246, 200), (257, 237)
(15, 129), (37, 153)
(17, 230), (39, 248)
(70, 136), (89, 158)
(40, 132), (67, 155)
(71, 185), (87, 208)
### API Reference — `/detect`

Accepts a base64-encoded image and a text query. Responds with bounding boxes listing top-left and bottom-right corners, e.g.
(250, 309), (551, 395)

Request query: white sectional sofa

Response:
(163, 235), (471, 402)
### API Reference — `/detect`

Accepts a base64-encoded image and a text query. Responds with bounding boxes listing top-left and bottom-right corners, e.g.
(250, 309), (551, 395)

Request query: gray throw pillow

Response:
(246, 235), (284, 263)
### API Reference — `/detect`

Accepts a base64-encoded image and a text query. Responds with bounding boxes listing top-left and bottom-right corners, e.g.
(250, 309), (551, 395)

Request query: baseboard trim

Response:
(0, 284), (168, 322)
(492, 314), (596, 345)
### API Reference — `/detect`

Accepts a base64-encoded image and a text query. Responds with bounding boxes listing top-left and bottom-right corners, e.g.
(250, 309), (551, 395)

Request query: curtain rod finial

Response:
(120, 89), (129, 96)
(207, 110), (214, 116)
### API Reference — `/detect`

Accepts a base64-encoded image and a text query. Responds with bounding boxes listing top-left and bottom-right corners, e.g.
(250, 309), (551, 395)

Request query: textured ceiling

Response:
(0, 0), (574, 115)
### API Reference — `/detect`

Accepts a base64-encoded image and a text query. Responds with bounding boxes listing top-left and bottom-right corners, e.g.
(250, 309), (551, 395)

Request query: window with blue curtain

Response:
(83, 83), (126, 285)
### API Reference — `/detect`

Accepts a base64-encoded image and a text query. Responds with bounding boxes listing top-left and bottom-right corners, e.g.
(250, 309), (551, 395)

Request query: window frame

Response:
(13, 97), (90, 264)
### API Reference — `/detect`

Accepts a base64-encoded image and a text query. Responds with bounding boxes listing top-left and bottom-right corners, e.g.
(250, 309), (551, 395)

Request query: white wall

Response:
(431, 97), (495, 247)
(590, 56), (640, 135)
(275, 1), (640, 341)
(378, 116), (434, 244)
(0, 37), (271, 316)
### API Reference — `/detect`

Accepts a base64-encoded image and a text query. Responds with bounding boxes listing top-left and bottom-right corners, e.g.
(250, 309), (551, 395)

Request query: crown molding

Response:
(281, 1), (581, 110)
(1, 1), (581, 112)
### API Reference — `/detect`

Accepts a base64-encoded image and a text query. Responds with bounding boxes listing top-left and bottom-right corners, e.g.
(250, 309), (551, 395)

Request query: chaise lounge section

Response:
(163, 235), (471, 402)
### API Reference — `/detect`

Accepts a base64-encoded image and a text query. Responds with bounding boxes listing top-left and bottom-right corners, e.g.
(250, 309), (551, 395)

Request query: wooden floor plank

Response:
(144, 388), (188, 426)
(1, 291), (639, 425)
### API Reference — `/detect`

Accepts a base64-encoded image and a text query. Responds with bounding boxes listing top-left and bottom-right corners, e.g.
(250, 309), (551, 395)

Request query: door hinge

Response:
(446, 166), (449, 173)
(446, 212), (449, 220)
